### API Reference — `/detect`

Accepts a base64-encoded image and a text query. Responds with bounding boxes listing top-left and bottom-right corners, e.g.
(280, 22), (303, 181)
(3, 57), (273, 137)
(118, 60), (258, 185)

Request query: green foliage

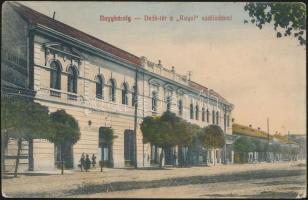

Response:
(99, 127), (117, 146)
(48, 109), (80, 146)
(244, 2), (306, 45)
(199, 125), (225, 149)
(141, 111), (194, 148)
(233, 136), (251, 152)
(269, 143), (281, 153)
(250, 139), (268, 152)
(1, 98), (54, 139)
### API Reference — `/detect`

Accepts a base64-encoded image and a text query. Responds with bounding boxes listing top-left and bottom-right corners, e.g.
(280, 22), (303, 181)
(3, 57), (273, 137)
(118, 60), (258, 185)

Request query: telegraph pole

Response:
(288, 131), (291, 161)
(267, 118), (270, 162)
(133, 68), (138, 169)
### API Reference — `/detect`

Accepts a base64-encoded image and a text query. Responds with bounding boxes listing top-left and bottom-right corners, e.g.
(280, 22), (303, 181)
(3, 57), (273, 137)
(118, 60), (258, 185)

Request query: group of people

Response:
(79, 153), (96, 172)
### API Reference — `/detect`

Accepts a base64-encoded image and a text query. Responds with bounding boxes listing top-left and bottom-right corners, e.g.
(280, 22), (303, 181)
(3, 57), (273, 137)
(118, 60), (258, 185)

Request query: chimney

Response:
(188, 71), (192, 81)
(158, 60), (161, 65)
(171, 66), (175, 72)
(52, 11), (56, 20)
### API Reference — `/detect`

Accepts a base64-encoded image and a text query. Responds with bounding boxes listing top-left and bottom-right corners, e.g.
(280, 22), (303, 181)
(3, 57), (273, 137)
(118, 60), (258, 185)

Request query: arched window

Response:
(206, 109), (209, 122)
(50, 61), (61, 90)
(152, 91), (158, 111)
(212, 110), (215, 124)
(190, 103), (194, 119)
(178, 99), (183, 116)
(109, 79), (116, 102)
(216, 111), (219, 125)
(67, 66), (77, 93)
(122, 83), (128, 105)
(166, 96), (171, 111)
(202, 108), (205, 122)
(96, 75), (104, 99)
(195, 105), (199, 120)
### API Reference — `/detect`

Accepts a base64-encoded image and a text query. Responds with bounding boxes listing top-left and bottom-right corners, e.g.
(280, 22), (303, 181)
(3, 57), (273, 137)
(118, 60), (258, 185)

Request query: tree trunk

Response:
(28, 138), (33, 171)
(14, 138), (22, 178)
(213, 149), (216, 166)
(159, 148), (164, 168)
(178, 146), (183, 167)
(60, 145), (64, 175)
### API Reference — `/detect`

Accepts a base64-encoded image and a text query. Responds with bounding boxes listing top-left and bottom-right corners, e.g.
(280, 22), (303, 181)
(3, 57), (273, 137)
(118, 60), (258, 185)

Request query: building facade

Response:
(2, 2), (234, 171)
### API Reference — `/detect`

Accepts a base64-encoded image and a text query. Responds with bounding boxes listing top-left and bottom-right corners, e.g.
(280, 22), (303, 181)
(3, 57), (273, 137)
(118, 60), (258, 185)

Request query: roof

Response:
(188, 80), (231, 104)
(232, 123), (297, 144)
(8, 2), (232, 105)
(9, 2), (141, 67)
(232, 123), (272, 140)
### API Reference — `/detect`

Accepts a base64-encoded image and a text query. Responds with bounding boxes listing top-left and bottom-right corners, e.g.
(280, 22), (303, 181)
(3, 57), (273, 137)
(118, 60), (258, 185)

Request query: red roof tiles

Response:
(9, 2), (141, 67)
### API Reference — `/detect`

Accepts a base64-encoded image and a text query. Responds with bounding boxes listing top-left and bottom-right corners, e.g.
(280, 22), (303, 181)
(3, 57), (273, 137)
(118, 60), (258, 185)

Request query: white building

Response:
(1, 2), (234, 172)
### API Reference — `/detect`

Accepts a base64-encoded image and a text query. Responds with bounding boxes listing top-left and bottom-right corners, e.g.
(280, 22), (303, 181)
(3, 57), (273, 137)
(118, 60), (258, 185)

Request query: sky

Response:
(18, 1), (306, 135)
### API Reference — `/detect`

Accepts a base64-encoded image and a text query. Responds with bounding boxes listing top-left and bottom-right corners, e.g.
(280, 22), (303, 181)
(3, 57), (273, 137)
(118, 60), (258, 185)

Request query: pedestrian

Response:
(91, 154), (96, 168)
(85, 154), (91, 172)
(79, 153), (85, 172)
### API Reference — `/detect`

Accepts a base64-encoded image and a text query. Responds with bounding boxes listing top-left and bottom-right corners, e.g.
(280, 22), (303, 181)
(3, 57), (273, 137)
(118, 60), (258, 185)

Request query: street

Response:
(2, 161), (306, 198)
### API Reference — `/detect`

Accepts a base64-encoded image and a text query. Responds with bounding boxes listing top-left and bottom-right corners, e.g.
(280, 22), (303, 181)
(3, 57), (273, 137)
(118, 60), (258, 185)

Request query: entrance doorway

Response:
(99, 127), (113, 167)
(55, 142), (73, 169)
(124, 130), (134, 167)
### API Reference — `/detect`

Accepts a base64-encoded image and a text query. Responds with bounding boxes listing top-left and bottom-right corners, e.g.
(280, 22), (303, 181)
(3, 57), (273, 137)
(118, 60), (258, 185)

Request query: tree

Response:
(199, 125), (225, 165)
(47, 110), (80, 174)
(141, 111), (192, 168)
(1, 97), (54, 177)
(233, 136), (251, 163)
(250, 139), (267, 161)
(244, 2), (306, 46)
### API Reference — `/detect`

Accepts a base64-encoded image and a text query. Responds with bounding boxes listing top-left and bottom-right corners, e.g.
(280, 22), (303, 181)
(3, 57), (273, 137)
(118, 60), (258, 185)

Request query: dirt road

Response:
(2, 161), (306, 198)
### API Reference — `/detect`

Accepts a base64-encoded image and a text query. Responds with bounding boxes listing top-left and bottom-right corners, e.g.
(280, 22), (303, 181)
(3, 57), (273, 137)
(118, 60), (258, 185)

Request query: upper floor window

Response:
(166, 96), (171, 111)
(122, 82), (128, 105)
(50, 61), (61, 90)
(152, 91), (158, 111)
(216, 111), (219, 125)
(67, 66), (78, 94)
(212, 110), (215, 124)
(224, 113), (227, 129)
(206, 109), (209, 123)
(96, 75), (104, 99)
(195, 105), (199, 120)
(190, 103), (194, 119)
(109, 79), (116, 102)
(202, 108), (205, 122)
(227, 115), (230, 127)
(178, 99), (183, 116)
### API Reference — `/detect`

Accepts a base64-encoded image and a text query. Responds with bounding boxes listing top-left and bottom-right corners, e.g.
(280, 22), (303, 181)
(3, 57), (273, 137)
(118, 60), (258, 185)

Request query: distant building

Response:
(232, 123), (301, 163)
(1, 2), (234, 172)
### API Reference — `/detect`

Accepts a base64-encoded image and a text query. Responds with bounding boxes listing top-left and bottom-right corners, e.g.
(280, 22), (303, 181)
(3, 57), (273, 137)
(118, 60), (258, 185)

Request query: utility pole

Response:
(267, 118), (270, 162)
(288, 131), (291, 161)
(133, 68), (138, 169)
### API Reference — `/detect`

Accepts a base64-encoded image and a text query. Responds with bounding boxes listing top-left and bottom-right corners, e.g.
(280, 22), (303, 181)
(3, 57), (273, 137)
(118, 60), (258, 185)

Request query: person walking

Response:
(85, 154), (91, 172)
(79, 153), (85, 172)
(91, 154), (96, 168)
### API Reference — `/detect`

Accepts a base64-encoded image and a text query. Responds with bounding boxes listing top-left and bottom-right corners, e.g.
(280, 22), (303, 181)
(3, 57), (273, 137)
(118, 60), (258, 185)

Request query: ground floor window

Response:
(124, 129), (134, 167)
